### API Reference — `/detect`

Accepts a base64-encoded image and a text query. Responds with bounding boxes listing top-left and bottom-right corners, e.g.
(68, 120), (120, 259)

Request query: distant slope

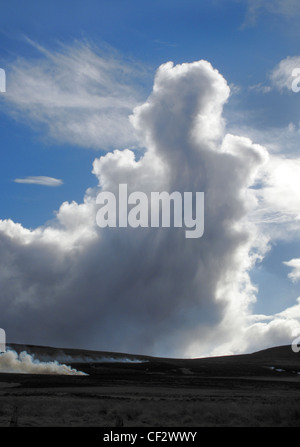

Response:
(6, 342), (300, 369)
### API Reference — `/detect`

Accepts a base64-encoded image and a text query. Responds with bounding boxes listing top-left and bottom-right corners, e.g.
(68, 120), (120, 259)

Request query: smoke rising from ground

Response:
(0, 350), (87, 375)
(52, 355), (146, 364)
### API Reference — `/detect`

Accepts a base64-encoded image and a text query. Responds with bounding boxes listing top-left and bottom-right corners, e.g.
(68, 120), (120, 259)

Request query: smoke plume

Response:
(0, 350), (87, 375)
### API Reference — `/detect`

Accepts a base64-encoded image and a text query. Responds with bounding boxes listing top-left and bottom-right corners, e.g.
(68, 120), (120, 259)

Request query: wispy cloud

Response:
(14, 176), (63, 187)
(283, 258), (300, 283)
(4, 39), (149, 150)
(269, 56), (300, 92)
(245, 56), (300, 95)
(240, 0), (300, 27)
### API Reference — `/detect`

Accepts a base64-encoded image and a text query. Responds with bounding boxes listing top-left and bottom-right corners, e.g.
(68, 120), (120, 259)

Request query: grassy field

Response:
(1, 344), (300, 427)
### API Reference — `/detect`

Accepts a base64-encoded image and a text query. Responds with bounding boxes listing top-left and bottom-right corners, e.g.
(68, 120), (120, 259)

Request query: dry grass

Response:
(1, 390), (300, 427)
(1, 344), (300, 427)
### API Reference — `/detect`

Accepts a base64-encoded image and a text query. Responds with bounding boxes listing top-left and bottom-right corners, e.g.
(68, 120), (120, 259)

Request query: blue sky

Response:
(1, 0), (300, 356)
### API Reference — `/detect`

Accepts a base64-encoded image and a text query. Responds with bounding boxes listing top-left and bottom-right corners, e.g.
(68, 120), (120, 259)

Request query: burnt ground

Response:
(1, 344), (300, 427)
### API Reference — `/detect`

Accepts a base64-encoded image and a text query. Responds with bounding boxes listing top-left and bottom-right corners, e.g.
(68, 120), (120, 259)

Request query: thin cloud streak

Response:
(3, 39), (149, 150)
(14, 176), (63, 187)
(240, 0), (300, 27)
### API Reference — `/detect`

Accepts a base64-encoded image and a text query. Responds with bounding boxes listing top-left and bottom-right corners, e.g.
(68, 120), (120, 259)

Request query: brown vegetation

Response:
(0, 344), (300, 427)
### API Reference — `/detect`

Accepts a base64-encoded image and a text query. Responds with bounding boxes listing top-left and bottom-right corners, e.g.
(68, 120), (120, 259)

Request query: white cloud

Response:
(248, 83), (272, 94)
(246, 56), (300, 94)
(242, 0), (300, 26)
(3, 39), (148, 150)
(283, 258), (300, 282)
(14, 176), (63, 187)
(269, 56), (300, 92)
(1, 57), (300, 358)
(224, 119), (300, 242)
(227, 120), (300, 158)
(248, 155), (300, 243)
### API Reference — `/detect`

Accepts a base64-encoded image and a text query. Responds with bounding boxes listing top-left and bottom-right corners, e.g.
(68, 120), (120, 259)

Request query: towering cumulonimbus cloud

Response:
(0, 58), (299, 358)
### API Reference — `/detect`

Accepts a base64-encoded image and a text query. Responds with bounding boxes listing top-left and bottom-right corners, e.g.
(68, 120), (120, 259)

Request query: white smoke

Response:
(52, 354), (147, 364)
(0, 350), (87, 375)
